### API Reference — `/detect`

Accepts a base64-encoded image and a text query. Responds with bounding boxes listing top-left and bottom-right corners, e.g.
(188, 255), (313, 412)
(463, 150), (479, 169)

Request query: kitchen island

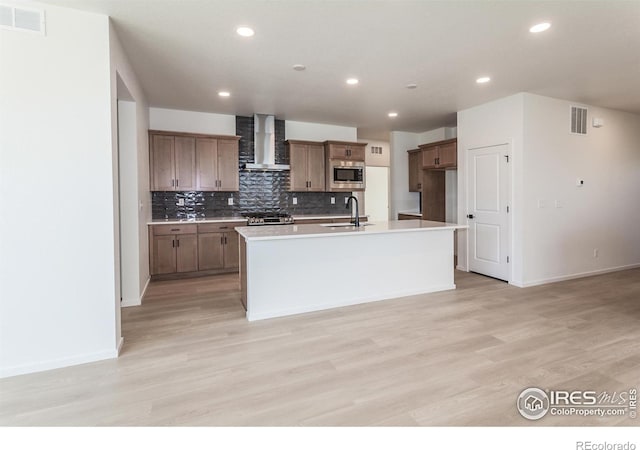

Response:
(236, 220), (467, 321)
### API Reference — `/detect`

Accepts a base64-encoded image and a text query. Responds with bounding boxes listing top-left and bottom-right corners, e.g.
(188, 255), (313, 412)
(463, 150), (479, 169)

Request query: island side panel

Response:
(240, 237), (247, 311)
(244, 228), (454, 321)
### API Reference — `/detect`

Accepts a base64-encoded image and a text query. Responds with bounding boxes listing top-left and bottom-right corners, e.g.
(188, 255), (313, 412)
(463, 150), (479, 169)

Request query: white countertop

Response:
(236, 220), (467, 241)
(398, 210), (422, 217)
(147, 214), (362, 226)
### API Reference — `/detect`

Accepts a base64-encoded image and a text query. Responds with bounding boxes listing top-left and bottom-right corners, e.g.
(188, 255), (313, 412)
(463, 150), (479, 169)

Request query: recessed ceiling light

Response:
(388, 112), (398, 118)
(529, 22), (551, 33)
(346, 78), (359, 85)
(218, 91), (231, 97)
(476, 76), (491, 84)
(236, 26), (255, 37)
(292, 64), (306, 71)
(406, 83), (418, 89)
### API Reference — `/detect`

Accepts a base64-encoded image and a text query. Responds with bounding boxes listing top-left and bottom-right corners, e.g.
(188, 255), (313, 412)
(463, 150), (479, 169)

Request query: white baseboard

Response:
(0, 348), (118, 379)
(121, 276), (150, 307)
(456, 265), (468, 272)
(117, 337), (124, 355)
(520, 263), (640, 288)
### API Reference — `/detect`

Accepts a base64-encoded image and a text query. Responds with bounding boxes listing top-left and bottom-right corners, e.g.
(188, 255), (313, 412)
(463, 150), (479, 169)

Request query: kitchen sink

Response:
(320, 222), (374, 228)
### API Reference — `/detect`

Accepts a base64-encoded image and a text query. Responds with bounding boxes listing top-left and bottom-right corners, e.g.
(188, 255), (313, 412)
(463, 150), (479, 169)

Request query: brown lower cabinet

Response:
(150, 222), (243, 277)
(150, 224), (198, 275)
(197, 222), (241, 271)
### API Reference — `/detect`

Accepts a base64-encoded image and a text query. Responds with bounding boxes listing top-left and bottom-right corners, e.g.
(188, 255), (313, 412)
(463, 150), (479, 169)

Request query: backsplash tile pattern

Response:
(151, 116), (352, 219)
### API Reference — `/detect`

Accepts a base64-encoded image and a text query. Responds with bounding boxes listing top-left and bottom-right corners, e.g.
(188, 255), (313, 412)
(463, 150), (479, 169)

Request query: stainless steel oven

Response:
(329, 160), (365, 191)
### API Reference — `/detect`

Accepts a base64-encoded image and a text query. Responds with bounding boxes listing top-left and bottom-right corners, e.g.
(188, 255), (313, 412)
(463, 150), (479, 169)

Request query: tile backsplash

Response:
(151, 116), (352, 219)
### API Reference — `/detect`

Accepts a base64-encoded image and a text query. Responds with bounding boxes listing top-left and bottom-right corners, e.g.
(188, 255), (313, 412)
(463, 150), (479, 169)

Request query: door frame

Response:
(465, 141), (513, 283)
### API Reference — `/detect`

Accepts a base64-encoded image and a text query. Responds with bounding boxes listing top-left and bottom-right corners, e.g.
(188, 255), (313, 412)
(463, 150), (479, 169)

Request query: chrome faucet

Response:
(346, 195), (360, 227)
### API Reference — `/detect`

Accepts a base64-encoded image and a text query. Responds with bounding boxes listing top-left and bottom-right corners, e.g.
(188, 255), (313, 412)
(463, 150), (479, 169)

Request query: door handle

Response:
(224, 236), (228, 245)
(467, 214), (474, 219)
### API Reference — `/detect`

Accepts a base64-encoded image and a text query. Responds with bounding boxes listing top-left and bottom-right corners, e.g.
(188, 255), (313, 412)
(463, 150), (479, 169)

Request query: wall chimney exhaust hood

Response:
(242, 114), (290, 171)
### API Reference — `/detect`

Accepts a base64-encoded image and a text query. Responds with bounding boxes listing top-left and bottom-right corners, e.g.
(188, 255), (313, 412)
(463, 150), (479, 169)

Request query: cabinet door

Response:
(422, 147), (438, 169)
(196, 138), (218, 191)
(289, 144), (309, 191)
(223, 231), (240, 269)
(348, 145), (366, 161)
(437, 142), (457, 168)
(307, 144), (325, 191)
(327, 144), (348, 159)
(151, 135), (175, 191)
(174, 137), (196, 190)
(176, 234), (198, 273)
(197, 233), (224, 270)
(408, 150), (422, 192)
(217, 139), (239, 191)
(152, 234), (176, 274)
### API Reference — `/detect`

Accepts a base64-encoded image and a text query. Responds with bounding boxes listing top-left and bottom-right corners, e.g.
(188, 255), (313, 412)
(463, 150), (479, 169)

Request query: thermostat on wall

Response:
(592, 118), (604, 128)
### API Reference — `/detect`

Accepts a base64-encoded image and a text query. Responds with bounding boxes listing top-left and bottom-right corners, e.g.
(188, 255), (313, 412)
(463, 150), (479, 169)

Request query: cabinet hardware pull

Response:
(220, 236), (223, 245)
(171, 179), (175, 187)
(176, 179), (179, 187)
(171, 228), (179, 231)
(224, 236), (227, 245)
(172, 239), (175, 248)
(176, 239), (179, 247)
(219, 226), (228, 229)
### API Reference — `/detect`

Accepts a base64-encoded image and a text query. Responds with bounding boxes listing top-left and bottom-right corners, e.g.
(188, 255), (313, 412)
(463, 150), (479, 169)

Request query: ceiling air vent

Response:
(0, 4), (45, 35)
(570, 106), (588, 135)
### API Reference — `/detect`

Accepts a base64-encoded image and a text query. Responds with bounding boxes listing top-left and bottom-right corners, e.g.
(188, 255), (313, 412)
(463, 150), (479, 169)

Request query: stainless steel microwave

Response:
(328, 160), (365, 191)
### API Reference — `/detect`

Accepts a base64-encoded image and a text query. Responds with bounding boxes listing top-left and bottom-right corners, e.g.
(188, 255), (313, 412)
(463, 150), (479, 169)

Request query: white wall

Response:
(521, 93), (640, 286)
(110, 22), (151, 309)
(0, 2), (118, 377)
(149, 107), (236, 135)
(389, 131), (421, 218)
(457, 93), (525, 281)
(457, 92), (640, 287)
(285, 120), (357, 141)
(360, 139), (390, 167)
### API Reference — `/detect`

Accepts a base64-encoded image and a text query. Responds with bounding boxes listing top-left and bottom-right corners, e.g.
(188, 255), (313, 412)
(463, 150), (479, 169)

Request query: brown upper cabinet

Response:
(150, 134), (196, 191)
(286, 140), (325, 192)
(195, 137), (239, 191)
(407, 148), (422, 192)
(324, 141), (366, 161)
(149, 130), (240, 192)
(419, 138), (457, 169)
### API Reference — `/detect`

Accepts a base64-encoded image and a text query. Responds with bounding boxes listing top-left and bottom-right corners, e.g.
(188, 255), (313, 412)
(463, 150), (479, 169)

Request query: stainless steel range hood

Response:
(242, 114), (290, 171)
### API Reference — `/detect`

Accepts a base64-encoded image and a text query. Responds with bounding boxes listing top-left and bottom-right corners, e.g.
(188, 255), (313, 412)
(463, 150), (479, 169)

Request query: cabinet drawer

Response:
(197, 222), (244, 233)
(152, 224), (197, 235)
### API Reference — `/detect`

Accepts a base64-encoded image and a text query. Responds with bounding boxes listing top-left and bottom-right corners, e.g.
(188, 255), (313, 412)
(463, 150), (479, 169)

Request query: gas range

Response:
(246, 212), (294, 226)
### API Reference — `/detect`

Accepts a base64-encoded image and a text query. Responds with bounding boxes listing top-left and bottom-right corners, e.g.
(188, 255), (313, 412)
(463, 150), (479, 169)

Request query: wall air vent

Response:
(0, 4), (45, 35)
(570, 106), (588, 135)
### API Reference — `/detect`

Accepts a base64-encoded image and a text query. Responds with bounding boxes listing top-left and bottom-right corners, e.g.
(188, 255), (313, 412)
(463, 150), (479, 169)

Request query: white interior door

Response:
(364, 166), (389, 222)
(467, 144), (510, 281)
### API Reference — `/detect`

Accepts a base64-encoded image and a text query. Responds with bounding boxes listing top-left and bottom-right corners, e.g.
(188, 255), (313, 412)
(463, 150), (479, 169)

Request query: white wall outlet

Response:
(555, 200), (563, 208)
(593, 248), (599, 258)
(177, 198), (185, 206)
(576, 179), (584, 187)
(331, 197), (335, 205)
(537, 199), (546, 209)
(227, 197), (234, 206)
(292, 197), (298, 205)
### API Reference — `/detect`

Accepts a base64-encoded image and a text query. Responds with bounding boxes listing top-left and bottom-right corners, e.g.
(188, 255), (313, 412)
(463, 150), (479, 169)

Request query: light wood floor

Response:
(1, 269), (639, 426)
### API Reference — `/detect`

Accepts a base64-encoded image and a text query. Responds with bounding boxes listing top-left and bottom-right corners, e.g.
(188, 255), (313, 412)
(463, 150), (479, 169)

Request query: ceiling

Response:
(44, 0), (640, 140)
